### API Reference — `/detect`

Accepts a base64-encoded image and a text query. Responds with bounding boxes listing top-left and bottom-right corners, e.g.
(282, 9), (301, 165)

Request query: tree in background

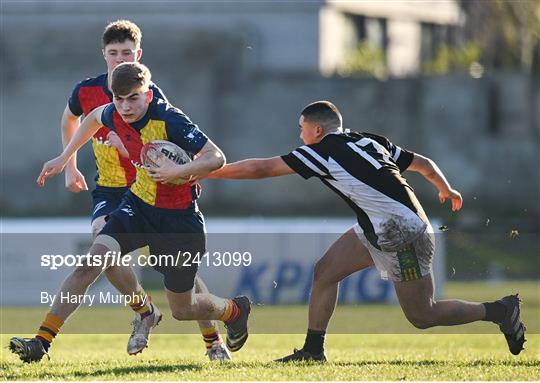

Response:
(422, 42), (482, 76)
(459, 0), (540, 74)
(339, 41), (387, 79)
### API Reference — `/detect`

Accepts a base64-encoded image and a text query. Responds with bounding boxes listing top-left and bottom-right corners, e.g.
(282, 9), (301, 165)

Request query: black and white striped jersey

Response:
(281, 131), (429, 251)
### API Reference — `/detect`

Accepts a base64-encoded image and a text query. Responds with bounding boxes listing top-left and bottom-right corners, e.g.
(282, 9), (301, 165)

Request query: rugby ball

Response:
(140, 140), (191, 185)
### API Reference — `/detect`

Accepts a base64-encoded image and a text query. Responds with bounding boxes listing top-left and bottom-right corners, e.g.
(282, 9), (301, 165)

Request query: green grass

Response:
(1, 334), (539, 380)
(1, 281), (539, 380)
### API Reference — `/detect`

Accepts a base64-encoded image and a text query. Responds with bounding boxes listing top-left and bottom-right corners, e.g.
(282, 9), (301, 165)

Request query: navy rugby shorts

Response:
(91, 185), (130, 222)
(97, 191), (206, 293)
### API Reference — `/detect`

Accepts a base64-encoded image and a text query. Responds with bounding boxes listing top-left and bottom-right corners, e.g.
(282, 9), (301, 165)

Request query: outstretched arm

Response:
(38, 106), (106, 187)
(406, 153), (463, 211)
(208, 156), (295, 179)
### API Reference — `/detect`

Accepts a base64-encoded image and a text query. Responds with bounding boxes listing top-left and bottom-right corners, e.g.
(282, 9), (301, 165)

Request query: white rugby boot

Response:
(127, 302), (162, 355)
(206, 340), (232, 361)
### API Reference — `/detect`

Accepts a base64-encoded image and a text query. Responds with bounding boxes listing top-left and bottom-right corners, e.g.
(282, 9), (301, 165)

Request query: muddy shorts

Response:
(353, 223), (435, 282)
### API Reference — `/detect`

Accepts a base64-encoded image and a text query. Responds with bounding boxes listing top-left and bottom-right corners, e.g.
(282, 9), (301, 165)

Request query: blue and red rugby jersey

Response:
(100, 98), (209, 210)
(68, 73), (167, 188)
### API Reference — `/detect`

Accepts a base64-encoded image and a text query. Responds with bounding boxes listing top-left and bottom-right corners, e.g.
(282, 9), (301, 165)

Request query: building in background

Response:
(1, 0), (537, 220)
(320, 0), (463, 77)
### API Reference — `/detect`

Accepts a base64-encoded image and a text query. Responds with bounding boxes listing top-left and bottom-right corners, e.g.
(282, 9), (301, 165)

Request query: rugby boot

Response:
(9, 337), (49, 363)
(497, 294), (526, 355)
(225, 296), (251, 352)
(127, 302), (162, 355)
(206, 340), (232, 361)
(275, 348), (327, 363)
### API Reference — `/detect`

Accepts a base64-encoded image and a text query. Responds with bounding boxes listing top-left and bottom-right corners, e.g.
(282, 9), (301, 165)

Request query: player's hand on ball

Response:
(106, 131), (129, 158)
(439, 189), (462, 212)
(146, 157), (191, 184)
(37, 155), (68, 187)
(65, 166), (88, 192)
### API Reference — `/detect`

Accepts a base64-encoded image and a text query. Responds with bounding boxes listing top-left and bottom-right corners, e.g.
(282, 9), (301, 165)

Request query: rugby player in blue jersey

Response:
(9, 25), (231, 363)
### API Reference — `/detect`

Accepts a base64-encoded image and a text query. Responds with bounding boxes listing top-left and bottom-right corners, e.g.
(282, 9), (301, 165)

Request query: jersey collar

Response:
(321, 129), (346, 141)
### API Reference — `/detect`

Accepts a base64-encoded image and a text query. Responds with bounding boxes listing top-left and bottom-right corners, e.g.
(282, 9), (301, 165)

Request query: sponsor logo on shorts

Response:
(92, 201), (107, 216)
(120, 205), (135, 217)
(397, 245), (422, 281)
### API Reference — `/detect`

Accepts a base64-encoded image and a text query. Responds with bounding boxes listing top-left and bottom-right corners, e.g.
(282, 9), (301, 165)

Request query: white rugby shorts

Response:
(353, 223), (435, 282)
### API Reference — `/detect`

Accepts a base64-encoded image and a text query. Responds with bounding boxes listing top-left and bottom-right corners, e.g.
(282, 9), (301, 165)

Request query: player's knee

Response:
(171, 309), (187, 321)
(408, 317), (432, 329)
(171, 306), (197, 321)
(91, 218), (106, 239)
(404, 310), (436, 329)
(168, 286), (197, 321)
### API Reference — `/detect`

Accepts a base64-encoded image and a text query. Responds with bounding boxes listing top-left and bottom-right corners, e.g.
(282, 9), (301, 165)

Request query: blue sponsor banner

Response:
(234, 260), (393, 304)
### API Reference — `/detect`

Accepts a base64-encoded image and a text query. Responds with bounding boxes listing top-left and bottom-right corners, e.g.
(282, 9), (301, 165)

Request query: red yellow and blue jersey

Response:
(68, 73), (167, 188)
(100, 98), (209, 210)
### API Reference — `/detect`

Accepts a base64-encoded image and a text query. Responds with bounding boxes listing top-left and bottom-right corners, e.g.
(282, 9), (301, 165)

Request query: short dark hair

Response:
(111, 62), (151, 96)
(102, 20), (142, 48)
(301, 101), (342, 131)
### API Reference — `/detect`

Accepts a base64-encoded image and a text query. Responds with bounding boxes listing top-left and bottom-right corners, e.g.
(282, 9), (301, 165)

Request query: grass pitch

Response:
(1, 281), (539, 380)
(1, 334), (538, 380)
